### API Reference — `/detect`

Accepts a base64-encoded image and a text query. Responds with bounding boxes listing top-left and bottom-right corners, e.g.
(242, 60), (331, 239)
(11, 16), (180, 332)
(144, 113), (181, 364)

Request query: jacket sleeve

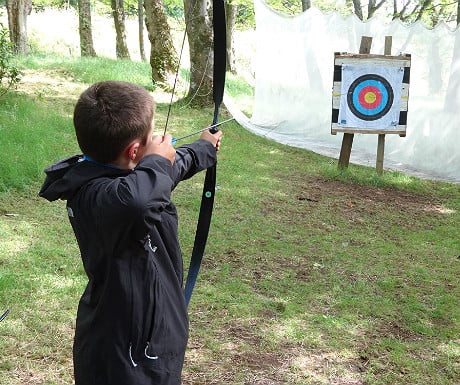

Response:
(101, 154), (175, 223)
(171, 139), (217, 189)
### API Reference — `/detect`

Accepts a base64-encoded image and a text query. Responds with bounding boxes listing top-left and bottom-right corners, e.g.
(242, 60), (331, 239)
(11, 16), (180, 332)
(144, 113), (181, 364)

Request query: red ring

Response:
(358, 86), (382, 109)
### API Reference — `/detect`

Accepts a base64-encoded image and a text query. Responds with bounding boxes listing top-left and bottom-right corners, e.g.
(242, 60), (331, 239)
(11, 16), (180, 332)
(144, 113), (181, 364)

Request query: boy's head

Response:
(74, 81), (155, 163)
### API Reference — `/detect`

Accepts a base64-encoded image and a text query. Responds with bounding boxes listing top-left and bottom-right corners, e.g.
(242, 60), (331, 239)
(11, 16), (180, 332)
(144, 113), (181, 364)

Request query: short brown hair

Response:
(74, 81), (155, 163)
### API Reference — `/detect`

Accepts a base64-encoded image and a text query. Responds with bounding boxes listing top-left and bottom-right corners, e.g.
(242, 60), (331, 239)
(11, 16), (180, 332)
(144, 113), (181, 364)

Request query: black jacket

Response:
(39, 140), (217, 385)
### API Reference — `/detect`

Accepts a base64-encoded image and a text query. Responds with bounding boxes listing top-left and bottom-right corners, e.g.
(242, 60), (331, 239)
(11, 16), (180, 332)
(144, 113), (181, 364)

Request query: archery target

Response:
(338, 65), (404, 129)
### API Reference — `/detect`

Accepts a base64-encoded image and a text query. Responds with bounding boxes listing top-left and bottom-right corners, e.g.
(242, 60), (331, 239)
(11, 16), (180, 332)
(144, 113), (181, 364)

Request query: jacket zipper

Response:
(128, 234), (161, 366)
(128, 253), (138, 367)
(144, 235), (160, 360)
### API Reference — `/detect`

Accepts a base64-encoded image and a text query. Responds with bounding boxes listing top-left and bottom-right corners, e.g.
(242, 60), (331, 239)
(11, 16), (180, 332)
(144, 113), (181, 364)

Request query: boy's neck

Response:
(110, 154), (137, 170)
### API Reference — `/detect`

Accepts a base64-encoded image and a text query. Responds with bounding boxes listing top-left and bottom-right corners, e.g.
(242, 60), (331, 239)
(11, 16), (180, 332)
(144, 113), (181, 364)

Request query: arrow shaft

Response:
(172, 117), (234, 144)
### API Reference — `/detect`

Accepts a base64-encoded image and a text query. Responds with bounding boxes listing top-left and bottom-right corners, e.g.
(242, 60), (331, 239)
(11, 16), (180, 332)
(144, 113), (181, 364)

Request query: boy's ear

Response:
(126, 141), (141, 160)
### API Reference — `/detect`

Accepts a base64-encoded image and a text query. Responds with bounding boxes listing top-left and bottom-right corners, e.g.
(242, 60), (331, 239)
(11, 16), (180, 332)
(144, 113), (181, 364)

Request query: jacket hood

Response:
(39, 155), (128, 201)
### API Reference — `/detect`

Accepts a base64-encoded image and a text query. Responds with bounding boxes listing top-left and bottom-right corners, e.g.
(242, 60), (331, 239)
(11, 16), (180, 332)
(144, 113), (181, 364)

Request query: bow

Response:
(183, 0), (227, 307)
(0, 309), (10, 322)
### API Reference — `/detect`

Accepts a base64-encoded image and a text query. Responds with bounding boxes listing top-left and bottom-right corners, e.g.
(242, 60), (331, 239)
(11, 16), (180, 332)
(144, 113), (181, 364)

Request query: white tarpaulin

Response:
(228, 0), (460, 182)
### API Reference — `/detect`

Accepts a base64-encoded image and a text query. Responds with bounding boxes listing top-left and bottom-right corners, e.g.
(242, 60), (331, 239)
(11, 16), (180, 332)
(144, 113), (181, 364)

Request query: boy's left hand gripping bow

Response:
(184, 0), (227, 307)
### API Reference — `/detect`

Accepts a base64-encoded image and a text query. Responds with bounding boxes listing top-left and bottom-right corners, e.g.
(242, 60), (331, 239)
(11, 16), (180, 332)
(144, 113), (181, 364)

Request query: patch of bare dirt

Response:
(16, 69), (86, 102)
(294, 176), (443, 215)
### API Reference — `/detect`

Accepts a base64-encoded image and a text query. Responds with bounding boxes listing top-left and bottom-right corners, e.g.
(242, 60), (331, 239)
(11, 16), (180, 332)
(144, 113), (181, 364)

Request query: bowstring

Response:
(163, 0), (200, 135)
(178, 52), (213, 110)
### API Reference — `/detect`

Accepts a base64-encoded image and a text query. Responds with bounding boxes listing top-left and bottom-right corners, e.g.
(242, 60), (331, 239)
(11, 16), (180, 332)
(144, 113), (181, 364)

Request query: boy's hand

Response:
(200, 129), (223, 152)
(147, 135), (176, 165)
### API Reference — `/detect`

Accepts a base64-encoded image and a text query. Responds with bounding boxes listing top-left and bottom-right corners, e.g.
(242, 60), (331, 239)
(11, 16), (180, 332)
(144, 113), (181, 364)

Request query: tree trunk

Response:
(367, 0), (385, 19)
(183, 0), (213, 107)
(78, 0), (97, 57)
(301, 0), (311, 12)
(6, 0), (32, 54)
(351, 0), (363, 20)
(144, 0), (178, 85)
(138, 0), (146, 61)
(457, 0), (460, 25)
(225, 1), (236, 73)
(392, 0), (398, 19)
(111, 0), (130, 59)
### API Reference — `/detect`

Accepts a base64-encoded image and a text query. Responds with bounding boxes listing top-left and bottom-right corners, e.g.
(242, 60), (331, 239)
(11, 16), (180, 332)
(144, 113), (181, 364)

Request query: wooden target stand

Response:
(332, 36), (411, 174)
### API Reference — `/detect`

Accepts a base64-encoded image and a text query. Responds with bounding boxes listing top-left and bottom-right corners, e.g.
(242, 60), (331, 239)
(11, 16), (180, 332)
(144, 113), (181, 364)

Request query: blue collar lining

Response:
(82, 155), (121, 170)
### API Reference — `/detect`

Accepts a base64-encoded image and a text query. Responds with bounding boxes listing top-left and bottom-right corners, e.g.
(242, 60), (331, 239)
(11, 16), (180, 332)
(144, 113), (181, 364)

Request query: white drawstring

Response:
(128, 343), (138, 367)
(144, 342), (159, 360)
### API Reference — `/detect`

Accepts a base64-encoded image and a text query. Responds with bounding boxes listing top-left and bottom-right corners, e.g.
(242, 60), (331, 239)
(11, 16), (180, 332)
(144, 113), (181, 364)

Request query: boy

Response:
(39, 81), (222, 385)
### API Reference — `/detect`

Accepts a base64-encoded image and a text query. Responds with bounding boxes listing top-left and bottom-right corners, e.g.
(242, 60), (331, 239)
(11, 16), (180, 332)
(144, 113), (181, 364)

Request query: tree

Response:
(226, 1), (237, 73)
(5, 0), (32, 55)
(367, 0), (386, 19)
(111, 0), (130, 59)
(350, 0), (364, 20)
(183, 0), (214, 106)
(262, 0), (456, 25)
(138, 0), (146, 61)
(0, 21), (21, 97)
(144, 0), (178, 84)
(78, 0), (96, 57)
(414, 0), (433, 22)
(457, 0), (460, 24)
(349, 0), (385, 20)
(392, 0), (457, 26)
(301, 0), (311, 12)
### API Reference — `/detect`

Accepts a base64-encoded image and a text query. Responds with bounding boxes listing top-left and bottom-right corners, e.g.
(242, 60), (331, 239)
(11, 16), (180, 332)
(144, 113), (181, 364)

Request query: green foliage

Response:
(0, 22), (21, 98)
(31, 0), (77, 11)
(233, 0), (255, 29)
(31, 0), (186, 19)
(263, 0), (304, 15)
(394, 0), (458, 27)
(163, 0), (185, 19)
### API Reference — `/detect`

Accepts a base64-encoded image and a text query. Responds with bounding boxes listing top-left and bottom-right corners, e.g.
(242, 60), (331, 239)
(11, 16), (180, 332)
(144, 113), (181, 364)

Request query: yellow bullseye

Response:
(364, 91), (377, 104)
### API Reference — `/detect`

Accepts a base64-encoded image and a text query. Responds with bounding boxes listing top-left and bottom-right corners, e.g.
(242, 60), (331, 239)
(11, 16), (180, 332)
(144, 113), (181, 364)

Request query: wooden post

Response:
(338, 36), (373, 170)
(376, 134), (385, 174)
(376, 36), (392, 175)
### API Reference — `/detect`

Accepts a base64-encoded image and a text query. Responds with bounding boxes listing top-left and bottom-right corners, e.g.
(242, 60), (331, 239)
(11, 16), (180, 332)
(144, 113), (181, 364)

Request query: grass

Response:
(0, 54), (459, 385)
(18, 53), (154, 90)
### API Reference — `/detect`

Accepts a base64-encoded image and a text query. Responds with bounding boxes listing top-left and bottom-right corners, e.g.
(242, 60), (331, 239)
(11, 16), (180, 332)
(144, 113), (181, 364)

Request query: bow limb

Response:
(184, 0), (226, 307)
(211, 0), (227, 127)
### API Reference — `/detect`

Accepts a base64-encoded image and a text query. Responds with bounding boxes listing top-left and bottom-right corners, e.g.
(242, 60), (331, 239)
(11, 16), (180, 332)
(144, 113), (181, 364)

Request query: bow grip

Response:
(209, 126), (219, 134)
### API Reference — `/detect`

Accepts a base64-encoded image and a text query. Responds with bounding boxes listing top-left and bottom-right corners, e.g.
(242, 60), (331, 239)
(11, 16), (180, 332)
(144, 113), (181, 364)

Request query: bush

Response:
(0, 21), (21, 97)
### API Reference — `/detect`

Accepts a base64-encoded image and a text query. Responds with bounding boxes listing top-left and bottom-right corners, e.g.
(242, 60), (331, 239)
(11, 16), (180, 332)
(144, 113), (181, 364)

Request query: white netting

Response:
(227, 0), (460, 182)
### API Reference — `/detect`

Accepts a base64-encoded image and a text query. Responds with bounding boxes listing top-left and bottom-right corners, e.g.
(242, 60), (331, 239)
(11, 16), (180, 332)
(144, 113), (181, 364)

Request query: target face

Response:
(347, 74), (394, 121)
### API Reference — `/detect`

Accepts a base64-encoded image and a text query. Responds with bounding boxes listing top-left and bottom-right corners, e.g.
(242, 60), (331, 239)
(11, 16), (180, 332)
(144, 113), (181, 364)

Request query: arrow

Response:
(172, 117), (234, 145)
(0, 309), (10, 322)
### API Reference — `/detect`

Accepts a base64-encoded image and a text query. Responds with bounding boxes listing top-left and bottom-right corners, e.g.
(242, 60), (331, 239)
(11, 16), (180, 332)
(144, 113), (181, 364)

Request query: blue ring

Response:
(347, 74), (394, 121)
